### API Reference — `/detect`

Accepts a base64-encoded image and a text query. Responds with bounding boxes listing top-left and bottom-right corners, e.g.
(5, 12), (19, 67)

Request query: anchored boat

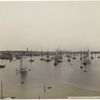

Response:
(0, 60), (5, 68)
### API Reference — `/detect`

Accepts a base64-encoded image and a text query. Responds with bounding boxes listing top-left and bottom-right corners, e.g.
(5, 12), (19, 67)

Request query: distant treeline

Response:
(0, 50), (100, 57)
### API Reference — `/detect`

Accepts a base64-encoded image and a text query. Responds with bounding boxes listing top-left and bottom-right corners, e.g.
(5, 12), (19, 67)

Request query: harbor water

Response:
(0, 55), (100, 99)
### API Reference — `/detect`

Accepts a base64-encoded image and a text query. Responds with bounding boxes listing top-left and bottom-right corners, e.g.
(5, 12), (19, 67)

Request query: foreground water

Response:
(0, 54), (100, 99)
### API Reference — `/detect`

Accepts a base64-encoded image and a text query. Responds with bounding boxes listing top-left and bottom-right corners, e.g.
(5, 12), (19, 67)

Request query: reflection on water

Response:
(0, 55), (100, 98)
(20, 71), (27, 84)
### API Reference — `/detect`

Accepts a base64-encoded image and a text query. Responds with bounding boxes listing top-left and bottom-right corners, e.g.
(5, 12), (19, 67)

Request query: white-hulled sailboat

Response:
(45, 51), (51, 62)
(57, 50), (63, 63)
(40, 50), (44, 60)
(54, 52), (58, 66)
(16, 58), (30, 74)
(29, 51), (34, 62)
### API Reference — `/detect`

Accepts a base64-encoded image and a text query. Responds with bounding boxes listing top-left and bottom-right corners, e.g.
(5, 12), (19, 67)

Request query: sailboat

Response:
(16, 58), (30, 74)
(54, 52), (58, 66)
(87, 49), (91, 64)
(82, 49), (91, 65)
(81, 49), (91, 72)
(45, 51), (51, 62)
(91, 53), (94, 59)
(0, 65), (5, 68)
(58, 50), (63, 63)
(40, 50), (44, 60)
(82, 50), (88, 66)
(12, 56), (16, 61)
(19, 59), (27, 73)
(72, 54), (76, 60)
(0, 60), (5, 68)
(29, 51), (34, 62)
(67, 54), (71, 62)
(51, 54), (55, 59)
(54, 60), (58, 66)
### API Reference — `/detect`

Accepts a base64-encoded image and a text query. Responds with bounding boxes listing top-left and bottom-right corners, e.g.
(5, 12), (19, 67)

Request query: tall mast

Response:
(41, 49), (43, 58)
(1, 80), (3, 99)
(20, 59), (23, 69)
(88, 49), (91, 60)
(59, 50), (62, 59)
(31, 51), (33, 59)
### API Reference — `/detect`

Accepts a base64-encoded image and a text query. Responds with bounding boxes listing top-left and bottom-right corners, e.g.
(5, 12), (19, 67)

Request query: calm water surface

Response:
(0, 55), (100, 98)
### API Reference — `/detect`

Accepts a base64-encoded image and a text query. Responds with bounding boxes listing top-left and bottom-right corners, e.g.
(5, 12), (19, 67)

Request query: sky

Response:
(0, 1), (100, 51)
